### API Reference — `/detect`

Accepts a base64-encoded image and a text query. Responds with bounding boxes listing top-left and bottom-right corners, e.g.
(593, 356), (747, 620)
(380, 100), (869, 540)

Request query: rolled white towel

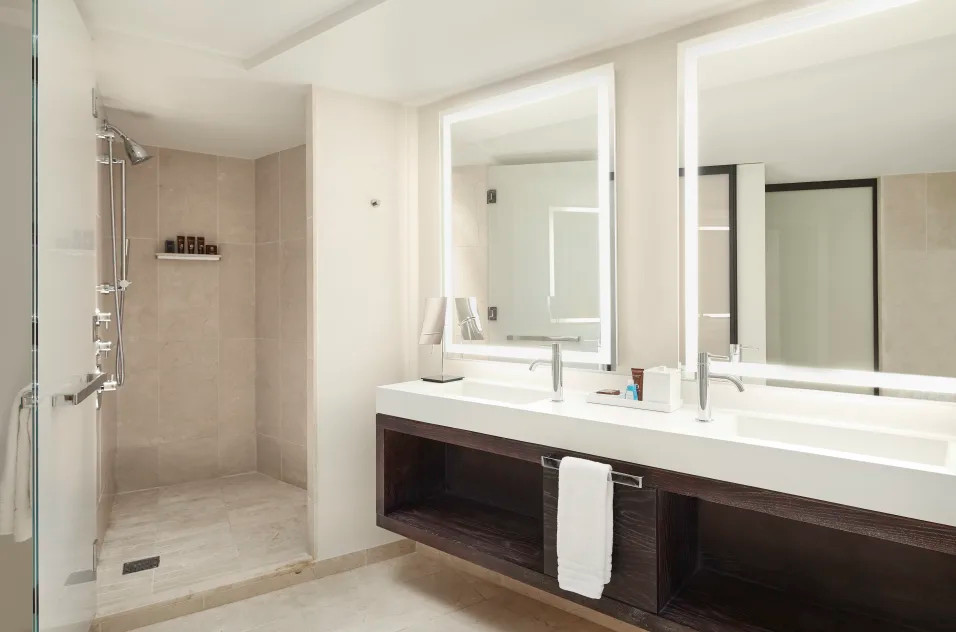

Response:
(556, 456), (613, 599)
(0, 385), (33, 542)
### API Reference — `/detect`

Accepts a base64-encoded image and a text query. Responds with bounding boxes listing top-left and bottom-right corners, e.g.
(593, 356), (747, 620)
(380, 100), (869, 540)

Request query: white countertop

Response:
(377, 378), (956, 528)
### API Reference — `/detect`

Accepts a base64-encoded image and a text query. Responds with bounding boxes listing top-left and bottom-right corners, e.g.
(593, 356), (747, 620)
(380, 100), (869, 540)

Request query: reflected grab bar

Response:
(540, 456), (643, 489)
(508, 335), (581, 343)
(53, 372), (110, 407)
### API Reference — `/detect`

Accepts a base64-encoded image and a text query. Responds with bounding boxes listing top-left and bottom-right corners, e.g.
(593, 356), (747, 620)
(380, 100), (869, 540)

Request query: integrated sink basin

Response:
(441, 380), (550, 405)
(735, 414), (952, 468)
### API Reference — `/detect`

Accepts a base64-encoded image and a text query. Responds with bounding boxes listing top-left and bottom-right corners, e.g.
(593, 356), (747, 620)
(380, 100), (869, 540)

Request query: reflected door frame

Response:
(680, 164), (739, 346)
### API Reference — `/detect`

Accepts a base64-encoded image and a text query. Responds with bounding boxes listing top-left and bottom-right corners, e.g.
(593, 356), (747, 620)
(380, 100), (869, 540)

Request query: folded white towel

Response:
(557, 456), (613, 599)
(0, 385), (34, 542)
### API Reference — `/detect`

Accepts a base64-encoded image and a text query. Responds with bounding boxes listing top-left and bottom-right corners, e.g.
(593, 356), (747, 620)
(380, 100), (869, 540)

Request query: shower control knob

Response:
(93, 310), (112, 329)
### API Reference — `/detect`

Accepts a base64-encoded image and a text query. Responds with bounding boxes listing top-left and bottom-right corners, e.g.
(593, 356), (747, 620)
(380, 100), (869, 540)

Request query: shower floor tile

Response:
(97, 473), (309, 617)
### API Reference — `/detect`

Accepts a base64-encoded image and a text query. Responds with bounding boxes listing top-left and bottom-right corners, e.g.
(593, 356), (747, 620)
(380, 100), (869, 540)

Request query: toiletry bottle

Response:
(631, 368), (645, 401)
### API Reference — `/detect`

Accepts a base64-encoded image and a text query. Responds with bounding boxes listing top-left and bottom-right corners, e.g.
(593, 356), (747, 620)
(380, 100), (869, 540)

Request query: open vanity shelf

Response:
(387, 493), (543, 570)
(378, 430), (545, 571)
(377, 414), (956, 632)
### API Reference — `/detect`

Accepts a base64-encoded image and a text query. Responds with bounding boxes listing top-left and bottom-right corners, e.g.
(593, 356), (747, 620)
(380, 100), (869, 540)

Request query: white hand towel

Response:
(0, 385), (34, 542)
(557, 456), (613, 599)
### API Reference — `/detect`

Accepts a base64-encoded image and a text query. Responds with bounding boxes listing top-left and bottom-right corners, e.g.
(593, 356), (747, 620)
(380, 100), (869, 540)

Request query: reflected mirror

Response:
(442, 65), (616, 366)
(683, 0), (956, 398)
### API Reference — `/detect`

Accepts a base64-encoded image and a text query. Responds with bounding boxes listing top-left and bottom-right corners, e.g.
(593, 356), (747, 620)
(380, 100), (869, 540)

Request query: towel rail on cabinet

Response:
(540, 456), (643, 489)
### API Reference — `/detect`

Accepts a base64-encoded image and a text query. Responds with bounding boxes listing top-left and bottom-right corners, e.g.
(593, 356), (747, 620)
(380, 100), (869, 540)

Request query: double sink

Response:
(437, 379), (954, 470)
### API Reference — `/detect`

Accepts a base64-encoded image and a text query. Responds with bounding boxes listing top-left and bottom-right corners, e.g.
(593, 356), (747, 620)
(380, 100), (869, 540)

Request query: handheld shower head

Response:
(100, 123), (152, 164)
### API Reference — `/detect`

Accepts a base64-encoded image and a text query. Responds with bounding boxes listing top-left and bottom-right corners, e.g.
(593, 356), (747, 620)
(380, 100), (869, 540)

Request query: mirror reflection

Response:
(445, 70), (615, 365)
(687, 0), (956, 397)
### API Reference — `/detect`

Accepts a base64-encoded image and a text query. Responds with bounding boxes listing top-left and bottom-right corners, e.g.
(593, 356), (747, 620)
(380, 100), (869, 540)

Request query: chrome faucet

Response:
(529, 343), (563, 402)
(697, 351), (744, 422)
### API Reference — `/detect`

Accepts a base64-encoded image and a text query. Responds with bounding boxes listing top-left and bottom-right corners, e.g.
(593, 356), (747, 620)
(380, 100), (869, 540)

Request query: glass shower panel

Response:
(35, 1), (100, 631)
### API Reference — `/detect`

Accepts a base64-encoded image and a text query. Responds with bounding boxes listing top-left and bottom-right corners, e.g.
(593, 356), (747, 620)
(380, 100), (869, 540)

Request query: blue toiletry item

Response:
(625, 384), (639, 400)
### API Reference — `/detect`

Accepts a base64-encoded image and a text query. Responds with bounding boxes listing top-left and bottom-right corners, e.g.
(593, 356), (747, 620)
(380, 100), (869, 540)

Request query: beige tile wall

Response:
(880, 171), (956, 390)
(255, 145), (308, 489)
(112, 146), (258, 492)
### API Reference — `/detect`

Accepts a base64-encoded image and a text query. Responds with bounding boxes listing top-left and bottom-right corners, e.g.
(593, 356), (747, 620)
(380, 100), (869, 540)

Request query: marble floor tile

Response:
(97, 473), (308, 617)
(130, 553), (615, 632)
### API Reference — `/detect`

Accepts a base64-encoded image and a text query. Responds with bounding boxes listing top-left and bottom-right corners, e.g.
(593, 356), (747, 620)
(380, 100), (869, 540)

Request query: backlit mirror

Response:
(682, 0), (956, 398)
(442, 65), (616, 366)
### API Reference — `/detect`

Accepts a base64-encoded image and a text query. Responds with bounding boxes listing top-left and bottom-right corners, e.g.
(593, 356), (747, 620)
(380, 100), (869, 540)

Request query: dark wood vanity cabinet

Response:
(377, 414), (956, 632)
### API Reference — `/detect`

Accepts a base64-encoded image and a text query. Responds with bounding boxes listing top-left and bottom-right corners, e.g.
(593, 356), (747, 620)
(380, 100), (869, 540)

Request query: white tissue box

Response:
(642, 366), (682, 408)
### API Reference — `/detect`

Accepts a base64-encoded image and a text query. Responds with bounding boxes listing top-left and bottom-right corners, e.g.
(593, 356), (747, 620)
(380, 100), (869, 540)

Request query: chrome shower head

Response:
(122, 136), (152, 165)
(100, 123), (152, 165)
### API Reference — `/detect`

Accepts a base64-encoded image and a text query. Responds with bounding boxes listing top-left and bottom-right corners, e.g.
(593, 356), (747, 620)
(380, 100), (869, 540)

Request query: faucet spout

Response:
(711, 373), (745, 392)
(529, 343), (563, 402)
(696, 351), (744, 422)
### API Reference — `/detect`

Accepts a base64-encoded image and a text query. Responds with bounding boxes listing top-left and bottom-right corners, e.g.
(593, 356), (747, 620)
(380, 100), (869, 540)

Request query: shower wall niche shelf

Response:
(155, 253), (221, 261)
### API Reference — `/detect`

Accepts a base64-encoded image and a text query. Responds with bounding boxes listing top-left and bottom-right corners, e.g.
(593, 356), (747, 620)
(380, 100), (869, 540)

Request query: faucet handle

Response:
(706, 352), (730, 362)
(728, 343), (760, 362)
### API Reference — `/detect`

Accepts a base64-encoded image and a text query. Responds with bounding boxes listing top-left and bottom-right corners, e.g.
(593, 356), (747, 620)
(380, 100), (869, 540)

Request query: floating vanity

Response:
(376, 380), (956, 632)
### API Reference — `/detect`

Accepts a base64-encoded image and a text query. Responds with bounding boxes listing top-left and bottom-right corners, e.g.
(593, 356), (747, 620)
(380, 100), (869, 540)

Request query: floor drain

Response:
(122, 556), (160, 575)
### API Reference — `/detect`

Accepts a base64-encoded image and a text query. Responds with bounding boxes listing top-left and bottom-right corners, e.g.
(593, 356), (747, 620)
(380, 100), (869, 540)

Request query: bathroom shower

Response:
(96, 122), (152, 390)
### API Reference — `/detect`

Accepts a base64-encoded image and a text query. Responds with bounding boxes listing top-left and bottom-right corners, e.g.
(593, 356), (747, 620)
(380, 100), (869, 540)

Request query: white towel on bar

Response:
(0, 385), (34, 542)
(557, 456), (613, 599)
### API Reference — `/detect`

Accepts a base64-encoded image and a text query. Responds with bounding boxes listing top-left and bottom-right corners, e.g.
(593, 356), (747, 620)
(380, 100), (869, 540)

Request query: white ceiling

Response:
(76, 0), (359, 58)
(698, 0), (956, 183)
(252, 0), (762, 105)
(91, 30), (309, 159)
(76, 0), (758, 158)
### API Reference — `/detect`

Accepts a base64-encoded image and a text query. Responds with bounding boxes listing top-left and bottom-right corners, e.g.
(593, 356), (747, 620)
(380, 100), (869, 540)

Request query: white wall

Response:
(0, 5), (36, 631)
(417, 0), (816, 377)
(450, 165), (489, 344)
(310, 87), (415, 560)
(736, 163), (767, 365)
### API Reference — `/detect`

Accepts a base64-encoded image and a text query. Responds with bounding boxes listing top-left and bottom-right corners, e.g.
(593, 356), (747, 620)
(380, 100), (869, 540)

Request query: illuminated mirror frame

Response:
(440, 64), (617, 366)
(681, 0), (956, 395)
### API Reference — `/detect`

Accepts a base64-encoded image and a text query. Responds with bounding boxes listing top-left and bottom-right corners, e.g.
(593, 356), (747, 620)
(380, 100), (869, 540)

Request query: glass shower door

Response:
(34, 1), (100, 630)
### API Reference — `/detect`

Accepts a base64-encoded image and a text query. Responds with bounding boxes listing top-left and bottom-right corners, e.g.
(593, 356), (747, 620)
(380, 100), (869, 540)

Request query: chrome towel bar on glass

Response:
(508, 335), (581, 343)
(540, 456), (643, 489)
(53, 372), (110, 407)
